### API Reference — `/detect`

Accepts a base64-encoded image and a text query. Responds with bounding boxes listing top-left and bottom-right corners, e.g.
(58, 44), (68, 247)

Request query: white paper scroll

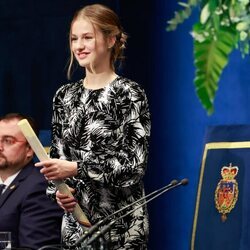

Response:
(18, 119), (91, 227)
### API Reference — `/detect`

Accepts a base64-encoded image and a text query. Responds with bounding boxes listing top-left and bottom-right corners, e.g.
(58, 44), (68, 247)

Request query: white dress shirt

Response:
(0, 171), (21, 194)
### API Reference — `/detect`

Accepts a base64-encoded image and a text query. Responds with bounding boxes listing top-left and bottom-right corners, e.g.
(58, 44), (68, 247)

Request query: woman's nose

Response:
(75, 38), (85, 49)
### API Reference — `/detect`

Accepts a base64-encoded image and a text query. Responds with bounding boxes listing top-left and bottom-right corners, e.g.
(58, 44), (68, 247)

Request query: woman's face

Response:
(71, 18), (111, 70)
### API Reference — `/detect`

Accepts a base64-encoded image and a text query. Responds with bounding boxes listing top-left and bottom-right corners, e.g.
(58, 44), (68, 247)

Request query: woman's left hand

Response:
(35, 159), (78, 180)
(56, 188), (77, 212)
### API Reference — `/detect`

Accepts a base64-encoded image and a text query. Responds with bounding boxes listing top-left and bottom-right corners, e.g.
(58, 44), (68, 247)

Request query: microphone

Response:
(82, 178), (188, 247)
(75, 179), (179, 245)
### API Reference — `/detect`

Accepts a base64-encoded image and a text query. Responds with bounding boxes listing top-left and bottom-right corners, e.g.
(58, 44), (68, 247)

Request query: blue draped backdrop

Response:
(1, 1), (250, 249)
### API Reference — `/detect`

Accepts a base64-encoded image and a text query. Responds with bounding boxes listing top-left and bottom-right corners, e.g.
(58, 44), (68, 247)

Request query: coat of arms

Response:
(214, 163), (239, 222)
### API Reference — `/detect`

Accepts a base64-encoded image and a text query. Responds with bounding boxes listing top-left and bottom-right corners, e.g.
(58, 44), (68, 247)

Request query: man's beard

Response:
(0, 153), (8, 169)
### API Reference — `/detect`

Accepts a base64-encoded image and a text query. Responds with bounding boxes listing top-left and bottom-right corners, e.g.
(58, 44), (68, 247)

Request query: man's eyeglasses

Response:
(0, 136), (26, 147)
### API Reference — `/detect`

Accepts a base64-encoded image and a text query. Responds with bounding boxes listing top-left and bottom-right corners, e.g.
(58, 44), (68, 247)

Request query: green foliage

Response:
(166, 0), (200, 31)
(194, 27), (238, 114)
(167, 0), (250, 114)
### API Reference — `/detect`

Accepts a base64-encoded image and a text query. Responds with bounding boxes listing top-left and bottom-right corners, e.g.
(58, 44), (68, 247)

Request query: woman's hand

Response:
(35, 159), (78, 180)
(56, 188), (77, 212)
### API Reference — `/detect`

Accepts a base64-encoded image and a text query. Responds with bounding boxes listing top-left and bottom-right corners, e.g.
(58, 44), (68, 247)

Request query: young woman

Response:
(35, 4), (151, 249)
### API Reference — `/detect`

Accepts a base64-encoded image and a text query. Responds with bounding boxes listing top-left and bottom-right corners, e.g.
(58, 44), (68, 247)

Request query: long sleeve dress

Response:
(47, 76), (151, 250)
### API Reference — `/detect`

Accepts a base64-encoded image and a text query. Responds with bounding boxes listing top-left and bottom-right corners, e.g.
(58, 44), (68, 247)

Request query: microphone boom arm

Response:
(82, 178), (188, 246)
(75, 179), (179, 245)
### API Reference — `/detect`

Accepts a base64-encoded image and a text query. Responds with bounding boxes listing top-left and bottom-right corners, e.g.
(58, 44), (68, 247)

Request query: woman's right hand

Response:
(35, 159), (78, 180)
(56, 188), (77, 212)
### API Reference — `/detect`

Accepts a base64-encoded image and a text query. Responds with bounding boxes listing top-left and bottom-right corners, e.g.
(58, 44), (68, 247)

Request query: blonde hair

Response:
(67, 4), (127, 79)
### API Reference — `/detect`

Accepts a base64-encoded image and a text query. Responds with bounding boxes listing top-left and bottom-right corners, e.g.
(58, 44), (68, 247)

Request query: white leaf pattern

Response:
(48, 76), (150, 250)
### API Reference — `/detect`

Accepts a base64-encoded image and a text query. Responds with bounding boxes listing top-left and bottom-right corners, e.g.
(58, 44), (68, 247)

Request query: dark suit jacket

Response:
(0, 162), (63, 250)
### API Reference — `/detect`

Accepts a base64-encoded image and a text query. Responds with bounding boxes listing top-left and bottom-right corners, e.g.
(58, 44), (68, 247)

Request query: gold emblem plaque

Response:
(214, 163), (239, 222)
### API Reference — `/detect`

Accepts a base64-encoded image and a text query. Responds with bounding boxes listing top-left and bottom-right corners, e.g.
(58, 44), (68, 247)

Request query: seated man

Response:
(0, 113), (63, 250)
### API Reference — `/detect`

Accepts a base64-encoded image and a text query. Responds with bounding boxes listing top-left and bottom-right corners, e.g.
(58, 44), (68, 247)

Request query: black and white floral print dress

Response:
(47, 76), (151, 249)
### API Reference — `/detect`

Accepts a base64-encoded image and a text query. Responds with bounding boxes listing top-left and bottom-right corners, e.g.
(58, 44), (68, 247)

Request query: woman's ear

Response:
(107, 35), (116, 49)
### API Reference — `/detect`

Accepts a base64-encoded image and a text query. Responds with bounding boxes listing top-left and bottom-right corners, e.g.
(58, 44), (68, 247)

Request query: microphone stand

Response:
(75, 179), (179, 245)
(81, 178), (188, 247)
